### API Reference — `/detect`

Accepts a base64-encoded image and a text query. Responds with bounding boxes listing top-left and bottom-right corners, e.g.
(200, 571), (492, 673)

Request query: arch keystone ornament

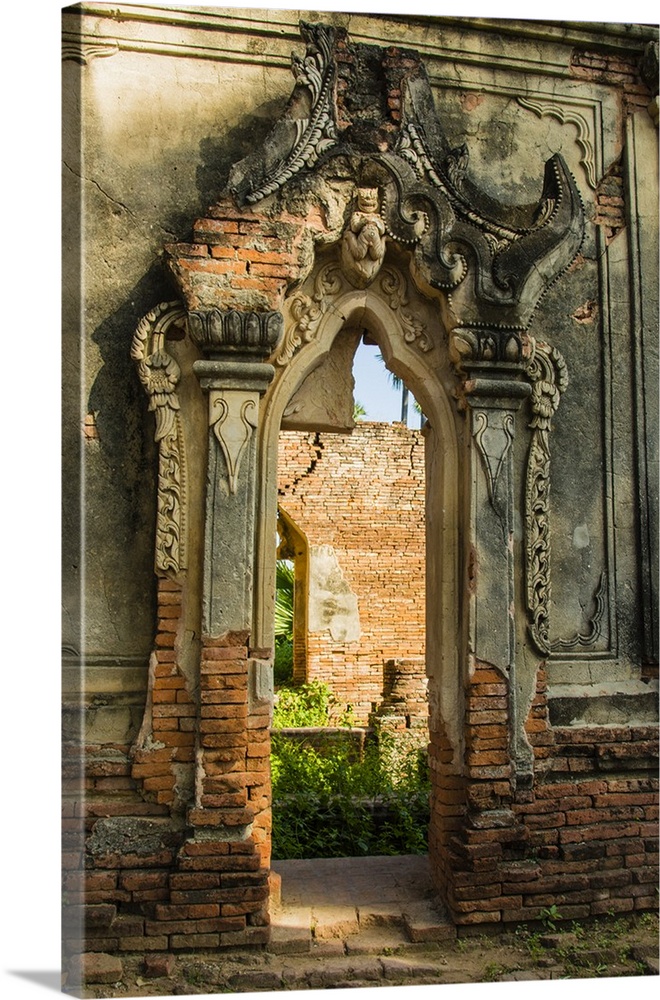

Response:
(142, 20), (587, 939)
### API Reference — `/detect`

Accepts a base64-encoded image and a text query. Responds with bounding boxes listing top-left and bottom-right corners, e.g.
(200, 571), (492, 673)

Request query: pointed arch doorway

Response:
(134, 19), (583, 938)
(254, 254), (463, 892)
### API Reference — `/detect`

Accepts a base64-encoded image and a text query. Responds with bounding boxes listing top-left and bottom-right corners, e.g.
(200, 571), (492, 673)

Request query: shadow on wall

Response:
(87, 264), (174, 535)
(85, 96), (290, 521)
(196, 99), (288, 209)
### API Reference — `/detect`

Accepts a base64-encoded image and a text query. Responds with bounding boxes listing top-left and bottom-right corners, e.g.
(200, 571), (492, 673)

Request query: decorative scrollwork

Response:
(131, 302), (187, 575)
(396, 120), (520, 252)
(245, 23), (339, 203)
(473, 410), (515, 512)
(188, 308), (282, 356)
(524, 341), (569, 653)
(379, 268), (433, 352)
(274, 263), (344, 366)
(211, 395), (258, 495)
(62, 38), (119, 64)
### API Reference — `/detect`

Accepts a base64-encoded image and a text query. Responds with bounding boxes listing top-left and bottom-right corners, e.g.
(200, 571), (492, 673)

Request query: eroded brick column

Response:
(172, 307), (281, 944)
(435, 342), (535, 926)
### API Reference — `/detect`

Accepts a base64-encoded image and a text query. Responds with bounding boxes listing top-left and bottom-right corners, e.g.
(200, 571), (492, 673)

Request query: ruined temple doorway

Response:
(271, 335), (431, 860)
(256, 257), (462, 877)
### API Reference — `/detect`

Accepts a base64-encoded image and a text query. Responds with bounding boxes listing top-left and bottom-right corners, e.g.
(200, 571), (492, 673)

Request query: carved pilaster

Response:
(463, 364), (533, 794)
(464, 378), (530, 673)
(192, 310), (282, 636)
(524, 341), (568, 655)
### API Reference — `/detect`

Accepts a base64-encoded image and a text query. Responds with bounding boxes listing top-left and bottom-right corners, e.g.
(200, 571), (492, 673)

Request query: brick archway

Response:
(66, 17), (660, 974)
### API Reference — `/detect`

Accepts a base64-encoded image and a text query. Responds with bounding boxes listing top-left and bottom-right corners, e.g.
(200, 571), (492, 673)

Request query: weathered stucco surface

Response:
(62, 3), (658, 980)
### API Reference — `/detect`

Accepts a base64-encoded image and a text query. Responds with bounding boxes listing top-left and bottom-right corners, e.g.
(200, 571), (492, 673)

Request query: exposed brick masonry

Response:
(278, 422), (426, 721)
(429, 662), (658, 929)
(572, 48), (653, 245)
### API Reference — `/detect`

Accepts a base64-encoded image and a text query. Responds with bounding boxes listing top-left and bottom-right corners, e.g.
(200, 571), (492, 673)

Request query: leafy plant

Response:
(274, 636), (293, 686)
(271, 731), (430, 859)
(540, 904), (562, 932)
(273, 680), (340, 728)
(514, 925), (545, 961)
(274, 559), (294, 640)
(483, 962), (506, 982)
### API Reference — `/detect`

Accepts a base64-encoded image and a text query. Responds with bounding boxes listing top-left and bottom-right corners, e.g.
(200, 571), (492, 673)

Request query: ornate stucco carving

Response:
(473, 409), (515, 514)
(340, 187), (387, 288)
(227, 21), (584, 343)
(62, 38), (119, 63)
(450, 327), (525, 370)
(395, 119), (520, 255)
(549, 572), (606, 651)
(187, 308), (282, 357)
(379, 268), (432, 353)
(517, 96), (597, 189)
(233, 22), (339, 205)
(210, 392), (258, 495)
(131, 302), (187, 575)
(524, 340), (569, 654)
(274, 263), (344, 366)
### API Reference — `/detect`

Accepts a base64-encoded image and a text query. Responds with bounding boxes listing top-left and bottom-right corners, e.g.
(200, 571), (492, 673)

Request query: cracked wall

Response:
(278, 423), (425, 720)
(62, 5), (658, 968)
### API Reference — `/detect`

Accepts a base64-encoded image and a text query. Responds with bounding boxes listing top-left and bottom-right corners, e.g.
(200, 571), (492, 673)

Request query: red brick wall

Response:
(428, 662), (659, 929)
(277, 422), (426, 721)
(63, 627), (272, 976)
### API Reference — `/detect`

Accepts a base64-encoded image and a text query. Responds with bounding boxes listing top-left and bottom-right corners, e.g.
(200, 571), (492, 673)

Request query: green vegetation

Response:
(271, 736), (430, 859)
(483, 962), (508, 982)
(270, 682), (430, 859)
(540, 904), (562, 931)
(274, 559), (294, 639)
(510, 912), (659, 981)
(274, 636), (293, 686)
(272, 680), (356, 729)
(274, 559), (294, 685)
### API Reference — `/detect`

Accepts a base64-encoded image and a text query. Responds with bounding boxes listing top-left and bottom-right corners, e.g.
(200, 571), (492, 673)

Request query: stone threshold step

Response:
(269, 900), (455, 955)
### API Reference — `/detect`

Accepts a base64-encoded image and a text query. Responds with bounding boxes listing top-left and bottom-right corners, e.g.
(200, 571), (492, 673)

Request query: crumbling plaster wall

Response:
(63, 5), (301, 740)
(278, 422), (426, 720)
(64, 7), (658, 746)
(62, 4), (658, 966)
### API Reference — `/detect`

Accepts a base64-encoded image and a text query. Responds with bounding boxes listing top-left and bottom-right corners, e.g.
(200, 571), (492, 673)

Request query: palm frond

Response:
(274, 560), (295, 639)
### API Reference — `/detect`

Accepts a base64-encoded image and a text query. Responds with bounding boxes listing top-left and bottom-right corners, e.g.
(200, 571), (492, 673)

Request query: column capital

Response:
(462, 377), (532, 408)
(450, 325), (535, 408)
(193, 359), (276, 395)
(188, 308), (283, 360)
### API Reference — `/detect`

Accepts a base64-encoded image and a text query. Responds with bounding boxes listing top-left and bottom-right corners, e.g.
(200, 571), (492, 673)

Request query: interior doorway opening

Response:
(270, 326), (431, 862)
(275, 507), (308, 688)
